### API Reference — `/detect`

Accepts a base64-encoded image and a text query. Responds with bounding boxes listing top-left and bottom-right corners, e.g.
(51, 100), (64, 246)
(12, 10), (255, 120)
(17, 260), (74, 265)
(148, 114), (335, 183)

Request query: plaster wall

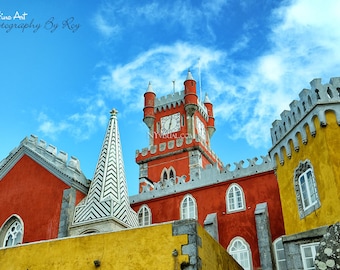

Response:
(0, 221), (240, 270)
(275, 111), (340, 235)
(132, 170), (285, 269)
(198, 225), (243, 270)
(0, 155), (85, 242)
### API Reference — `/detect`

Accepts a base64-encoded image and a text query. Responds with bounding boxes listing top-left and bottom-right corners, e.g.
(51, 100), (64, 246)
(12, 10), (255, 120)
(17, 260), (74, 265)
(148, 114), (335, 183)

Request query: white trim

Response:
(300, 242), (319, 270)
(180, 194), (197, 220)
(226, 183), (246, 213)
(227, 236), (253, 270)
(138, 204), (152, 226)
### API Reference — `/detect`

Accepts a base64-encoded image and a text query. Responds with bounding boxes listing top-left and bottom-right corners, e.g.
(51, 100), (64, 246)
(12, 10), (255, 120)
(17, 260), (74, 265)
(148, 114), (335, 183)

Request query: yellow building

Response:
(0, 220), (242, 270)
(269, 77), (340, 269)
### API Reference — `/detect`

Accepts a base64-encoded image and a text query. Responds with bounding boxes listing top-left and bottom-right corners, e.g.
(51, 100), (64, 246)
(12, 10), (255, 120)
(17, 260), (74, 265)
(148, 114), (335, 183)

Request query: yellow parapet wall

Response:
(0, 220), (242, 270)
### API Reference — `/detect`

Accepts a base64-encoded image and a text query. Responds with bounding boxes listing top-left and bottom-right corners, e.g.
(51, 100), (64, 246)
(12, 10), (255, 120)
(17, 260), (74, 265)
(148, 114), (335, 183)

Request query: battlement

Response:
(270, 77), (340, 166)
(136, 135), (222, 166)
(131, 155), (272, 203)
(154, 90), (185, 111)
(154, 90), (208, 119)
(0, 135), (90, 191)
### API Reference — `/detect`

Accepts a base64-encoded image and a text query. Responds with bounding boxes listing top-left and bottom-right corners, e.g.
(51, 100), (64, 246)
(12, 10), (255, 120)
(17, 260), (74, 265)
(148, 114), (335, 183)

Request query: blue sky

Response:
(1, 0), (340, 195)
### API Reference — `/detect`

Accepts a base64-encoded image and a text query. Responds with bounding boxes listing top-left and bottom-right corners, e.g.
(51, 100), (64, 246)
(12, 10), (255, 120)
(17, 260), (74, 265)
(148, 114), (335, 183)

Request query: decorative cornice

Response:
(269, 77), (340, 167)
(0, 135), (90, 193)
(135, 136), (222, 167)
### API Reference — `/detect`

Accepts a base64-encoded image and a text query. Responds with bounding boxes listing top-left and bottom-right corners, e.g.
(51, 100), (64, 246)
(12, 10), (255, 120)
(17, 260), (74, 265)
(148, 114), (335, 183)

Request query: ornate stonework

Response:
(70, 109), (138, 234)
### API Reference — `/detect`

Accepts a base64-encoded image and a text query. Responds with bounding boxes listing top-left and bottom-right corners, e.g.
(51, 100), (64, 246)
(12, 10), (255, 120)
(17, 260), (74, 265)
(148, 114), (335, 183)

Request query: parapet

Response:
(130, 155), (273, 203)
(0, 135), (90, 192)
(154, 91), (185, 111)
(153, 90), (208, 119)
(135, 135), (222, 167)
(269, 77), (340, 166)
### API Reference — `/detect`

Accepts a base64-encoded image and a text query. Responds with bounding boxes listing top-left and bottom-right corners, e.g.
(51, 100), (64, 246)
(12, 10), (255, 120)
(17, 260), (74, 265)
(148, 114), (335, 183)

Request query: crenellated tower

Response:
(143, 82), (156, 145)
(269, 77), (340, 268)
(137, 70), (221, 193)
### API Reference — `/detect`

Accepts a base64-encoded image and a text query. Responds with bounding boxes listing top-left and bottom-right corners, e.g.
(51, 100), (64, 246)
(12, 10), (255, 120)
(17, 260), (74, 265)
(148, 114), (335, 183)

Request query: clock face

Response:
(161, 113), (181, 135)
(196, 117), (206, 140)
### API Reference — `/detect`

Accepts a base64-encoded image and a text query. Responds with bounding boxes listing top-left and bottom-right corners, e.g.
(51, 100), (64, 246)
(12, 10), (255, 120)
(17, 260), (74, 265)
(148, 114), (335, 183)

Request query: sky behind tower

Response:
(1, 0), (340, 195)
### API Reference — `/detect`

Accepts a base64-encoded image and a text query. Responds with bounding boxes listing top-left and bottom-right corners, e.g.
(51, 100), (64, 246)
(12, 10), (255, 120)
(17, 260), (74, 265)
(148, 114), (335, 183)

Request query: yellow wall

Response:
(276, 111), (340, 235)
(197, 225), (242, 270)
(0, 221), (241, 270)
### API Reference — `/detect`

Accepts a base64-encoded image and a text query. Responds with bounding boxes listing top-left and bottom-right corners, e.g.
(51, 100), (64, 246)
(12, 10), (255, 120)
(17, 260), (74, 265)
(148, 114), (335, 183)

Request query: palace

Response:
(0, 71), (339, 270)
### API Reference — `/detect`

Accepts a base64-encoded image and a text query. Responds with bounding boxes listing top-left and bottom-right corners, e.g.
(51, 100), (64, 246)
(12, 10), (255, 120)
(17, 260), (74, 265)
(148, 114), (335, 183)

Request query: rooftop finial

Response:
(204, 93), (211, 103)
(146, 81), (154, 93)
(186, 69), (194, 81)
(110, 108), (118, 117)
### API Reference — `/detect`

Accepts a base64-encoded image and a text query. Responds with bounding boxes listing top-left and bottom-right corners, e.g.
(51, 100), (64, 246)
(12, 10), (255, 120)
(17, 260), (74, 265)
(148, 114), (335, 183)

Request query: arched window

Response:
(0, 215), (24, 247)
(294, 160), (320, 218)
(162, 170), (168, 181)
(180, 194), (197, 220)
(138, 205), (151, 226)
(228, 237), (252, 270)
(226, 184), (245, 213)
(160, 167), (176, 183)
(169, 168), (175, 179)
(273, 237), (287, 270)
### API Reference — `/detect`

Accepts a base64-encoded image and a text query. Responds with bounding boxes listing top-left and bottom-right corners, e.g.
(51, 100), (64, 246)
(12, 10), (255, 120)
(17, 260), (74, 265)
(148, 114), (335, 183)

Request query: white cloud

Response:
(99, 42), (226, 109)
(37, 95), (108, 141)
(92, 0), (229, 40)
(95, 0), (340, 150)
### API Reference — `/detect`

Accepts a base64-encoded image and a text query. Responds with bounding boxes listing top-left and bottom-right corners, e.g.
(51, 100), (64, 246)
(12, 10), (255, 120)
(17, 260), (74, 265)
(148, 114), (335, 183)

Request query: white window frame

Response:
(298, 169), (318, 210)
(227, 237), (253, 270)
(294, 160), (320, 218)
(180, 194), (197, 220)
(160, 167), (176, 182)
(226, 183), (245, 213)
(273, 237), (287, 270)
(300, 242), (319, 270)
(0, 215), (24, 247)
(138, 205), (151, 226)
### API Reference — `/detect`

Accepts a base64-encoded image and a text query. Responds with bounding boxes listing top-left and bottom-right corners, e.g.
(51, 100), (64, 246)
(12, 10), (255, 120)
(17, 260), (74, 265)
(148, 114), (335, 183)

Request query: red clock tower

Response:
(136, 70), (222, 192)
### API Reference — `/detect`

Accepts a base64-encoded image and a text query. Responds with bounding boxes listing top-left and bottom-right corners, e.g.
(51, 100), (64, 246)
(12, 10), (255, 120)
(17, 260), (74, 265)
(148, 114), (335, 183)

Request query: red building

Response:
(0, 135), (89, 245)
(131, 71), (285, 270)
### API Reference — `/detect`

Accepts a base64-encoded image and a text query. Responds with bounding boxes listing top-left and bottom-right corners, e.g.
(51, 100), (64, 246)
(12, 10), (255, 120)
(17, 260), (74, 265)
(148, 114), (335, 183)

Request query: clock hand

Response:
(169, 116), (172, 129)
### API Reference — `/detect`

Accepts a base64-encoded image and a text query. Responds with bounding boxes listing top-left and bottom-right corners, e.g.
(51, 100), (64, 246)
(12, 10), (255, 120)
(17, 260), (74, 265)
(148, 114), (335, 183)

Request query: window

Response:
(294, 160), (320, 218)
(228, 237), (252, 270)
(160, 167), (176, 183)
(180, 194), (197, 220)
(169, 168), (174, 180)
(226, 184), (245, 213)
(273, 237), (287, 270)
(300, 242), (319, 270)
(0, 215), (24, 247)
(162, 170), (168, 181)
(138, 205), (151, 226)
(299, 169), (318, 210)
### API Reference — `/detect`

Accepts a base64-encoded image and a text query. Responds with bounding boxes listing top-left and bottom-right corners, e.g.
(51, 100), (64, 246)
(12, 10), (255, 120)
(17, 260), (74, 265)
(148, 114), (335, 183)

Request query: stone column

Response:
(255, 202), (275, 270)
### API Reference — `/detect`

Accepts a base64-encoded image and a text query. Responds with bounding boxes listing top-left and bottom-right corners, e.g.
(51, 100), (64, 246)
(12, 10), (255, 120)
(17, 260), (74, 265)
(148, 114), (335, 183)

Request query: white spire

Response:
(204, 93), (211, 103)
(186, 69), (194, 81)
(71, 109), (138, 232)
(146, 81), (154, 93)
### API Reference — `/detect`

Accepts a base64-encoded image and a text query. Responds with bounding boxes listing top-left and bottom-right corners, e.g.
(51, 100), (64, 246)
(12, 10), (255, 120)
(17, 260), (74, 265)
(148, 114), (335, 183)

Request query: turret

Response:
(184, 70), (198, 116)
(204, 93), (216, 137)
(143, 82), (156, 129)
